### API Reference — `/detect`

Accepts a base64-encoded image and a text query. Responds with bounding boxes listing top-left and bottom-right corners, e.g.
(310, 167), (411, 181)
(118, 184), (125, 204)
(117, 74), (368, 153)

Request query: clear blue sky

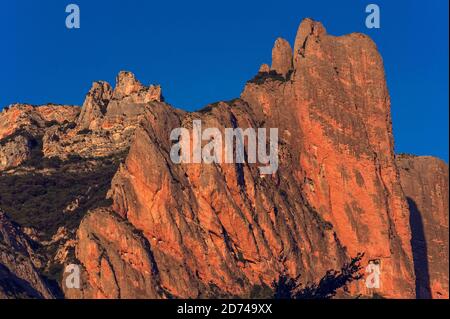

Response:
(1, 0), (448, 161)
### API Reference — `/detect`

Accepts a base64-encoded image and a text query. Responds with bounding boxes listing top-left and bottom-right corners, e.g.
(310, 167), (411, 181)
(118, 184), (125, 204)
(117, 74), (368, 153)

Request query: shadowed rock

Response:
(397, 155), (449, 299)
(0, 210), (54, 299)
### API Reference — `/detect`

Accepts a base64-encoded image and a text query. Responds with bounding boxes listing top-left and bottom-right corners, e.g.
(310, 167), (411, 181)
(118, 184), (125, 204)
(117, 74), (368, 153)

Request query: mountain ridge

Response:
(0, 18), (448, 299)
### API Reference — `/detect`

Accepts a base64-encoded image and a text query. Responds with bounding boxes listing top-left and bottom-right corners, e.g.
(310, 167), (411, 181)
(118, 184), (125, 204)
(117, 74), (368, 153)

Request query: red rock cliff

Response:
(69, 19), (422, 299)
(397, 155), (449, 299)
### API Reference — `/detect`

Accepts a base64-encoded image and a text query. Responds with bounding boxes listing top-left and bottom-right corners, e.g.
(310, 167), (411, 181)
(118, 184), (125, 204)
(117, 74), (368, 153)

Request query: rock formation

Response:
(397, 155), (449, 299)
(77, 81), (112, 130)
(0, 210), (54, 299)
(0, 103), (80, 140)
(243, 18), (415, 297)
(43, 72), (163, 160)
(271, 38), (293, 77)
(259, 64), (270, 73)
(0, 18), (448, 299)
(111, 71), (163, 104)
(0, 104), (80, 170)
(71, 19), (417, 298)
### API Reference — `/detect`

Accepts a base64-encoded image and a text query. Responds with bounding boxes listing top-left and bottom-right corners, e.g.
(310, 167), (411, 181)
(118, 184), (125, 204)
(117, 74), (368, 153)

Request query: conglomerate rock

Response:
(0, 18), (448, 299)
(75, 19), (422, 298)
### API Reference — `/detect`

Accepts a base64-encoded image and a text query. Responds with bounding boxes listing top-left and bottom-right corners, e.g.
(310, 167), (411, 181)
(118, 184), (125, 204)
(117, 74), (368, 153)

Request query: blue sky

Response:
(1, 0), (448, 161)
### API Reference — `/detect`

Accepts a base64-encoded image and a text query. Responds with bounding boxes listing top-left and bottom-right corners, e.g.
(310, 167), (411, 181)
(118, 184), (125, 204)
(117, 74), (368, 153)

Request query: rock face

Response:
(271, 38), (293, 77)
(65, 208), (164, 299)
(0, 18), (448, 299)
(0, 104), (80, 170)
(0, 70), (156, 298)
(43, 72), (163, 160)
(73, 19), (418, 299)
(0, 210), (54, 299)
(0, 104), (80, 140)
(77, 81), (112, 130)
(0, 134), (32, 171)
(242, 18), (415, 297)
(397, 155), (449, 299)
(293, 18), (327, 68)
(112, 71), (163, 103)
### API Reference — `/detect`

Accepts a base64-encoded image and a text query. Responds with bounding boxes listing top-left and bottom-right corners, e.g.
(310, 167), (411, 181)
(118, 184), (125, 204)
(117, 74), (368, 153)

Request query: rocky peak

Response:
(141, 84), (163, 103)
(241, 17), (416, 298)
(77, 81), (112, 129)
(113, 71), (144, 99)
(110, 71), (162, 104)
(41, 72), (164, 160)
(258, 63), (270, 73)
(0, 18), (448, 300)
(84, 14), (418, 297)
(293, 18), (327, 67)
(271, 38), (293, 77)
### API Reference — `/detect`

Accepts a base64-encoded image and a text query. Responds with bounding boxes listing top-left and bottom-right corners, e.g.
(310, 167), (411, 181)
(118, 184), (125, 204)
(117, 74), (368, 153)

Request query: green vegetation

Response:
(0, 155), (123, 241)
(0, 264), (42, 299)
(77, 128), (92, 135)
(0, 129), (33, 147)
(247, 70), (288, 85)
(62, 121), (77, 132)
(272, 253), (364, 299)
(249, 283), (273, 299)
(45, 120), (59, 127)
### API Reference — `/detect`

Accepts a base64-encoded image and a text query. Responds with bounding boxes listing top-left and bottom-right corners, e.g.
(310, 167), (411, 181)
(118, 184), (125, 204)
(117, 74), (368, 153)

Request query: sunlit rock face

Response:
(1, 18), (448, 299)
(75, 18), (418, 299)
(0, 104), (80, 170)
(271, 38), (293, 77)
